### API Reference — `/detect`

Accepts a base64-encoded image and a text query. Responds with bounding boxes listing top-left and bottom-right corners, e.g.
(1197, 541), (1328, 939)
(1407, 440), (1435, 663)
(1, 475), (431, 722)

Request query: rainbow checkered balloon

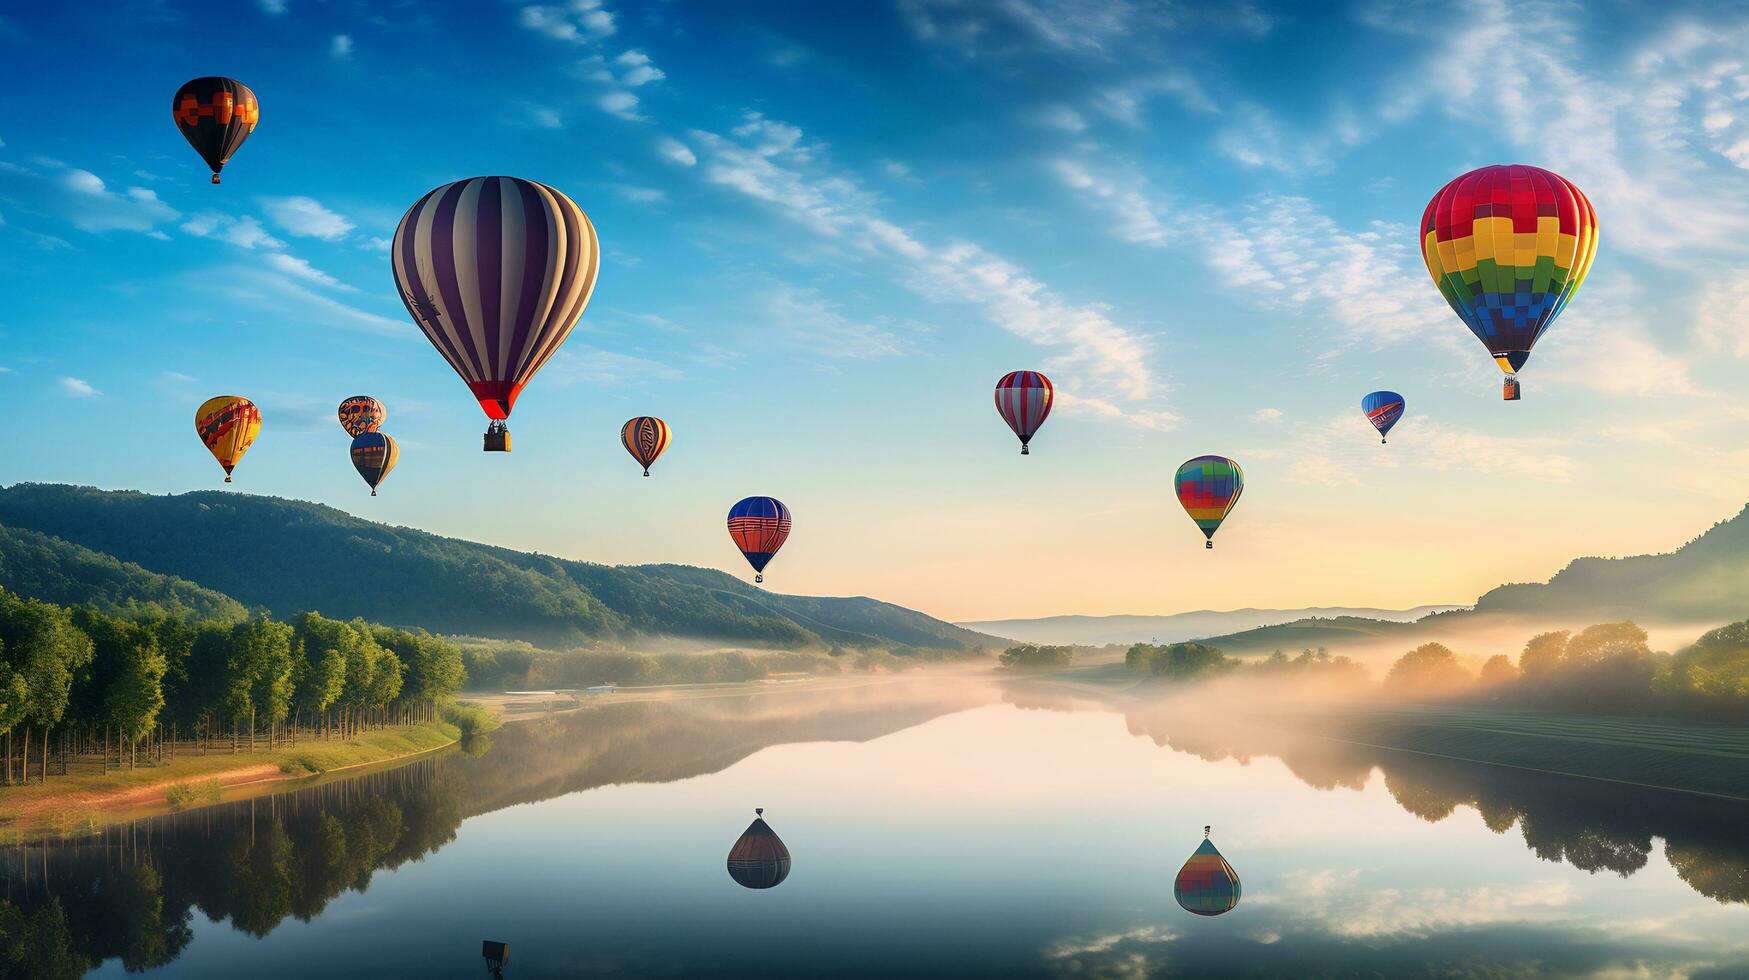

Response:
(1421, 165), (1598, 396)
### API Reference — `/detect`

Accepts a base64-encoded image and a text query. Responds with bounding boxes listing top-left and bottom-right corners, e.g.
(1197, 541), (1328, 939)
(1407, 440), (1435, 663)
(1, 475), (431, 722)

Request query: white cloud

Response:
(614, 184), (665, 204)
(330, 34), (352, 59)
(260, 196), (354, 240)
(615, 49), (665, 86)
(60, 377), (98, 397)
(263, 252), (350, 290)
(1695, 267), (1749, 357)
(519, 1), (615, 42)
(361, 236), (392, 252)
(181, 212), (284, 249)
(1252, 407), (1283, 423)
(162, 371), (195, 383)
(529, 105), (563, 128)
(1049, 159), (1170, 247)
(656, 136), (696, 167)
(764, 285), (905, 359)
(1248, 412), (1582, 487)
(544, 344), (680, 384)
(47, 168), (180, 234)
(1260, 869), (1575, 939)
(596, 90), (641, 120)
(1034, 104), (1088, 132)
(257, 0), (286, 12)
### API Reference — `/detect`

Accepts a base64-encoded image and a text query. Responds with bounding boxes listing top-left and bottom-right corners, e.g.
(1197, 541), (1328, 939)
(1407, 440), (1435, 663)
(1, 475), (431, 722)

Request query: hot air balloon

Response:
(727, 808), (791, 890)
(995, 371), (1053, 455)
(172, 77), (259, 184)
(620, 416), (670, 477)
(728, 496), (790, 584)
(392, 177), (600, 451)
(338, 396), (386, 437)
(1176, 456), (1243, 549)
(1361, 390), (1405, 444)
(1174, 826), (1240, 916)
(350, 432), (399, 496)
(1421, 165), (1598, 401)
(195, 396), (262, 483)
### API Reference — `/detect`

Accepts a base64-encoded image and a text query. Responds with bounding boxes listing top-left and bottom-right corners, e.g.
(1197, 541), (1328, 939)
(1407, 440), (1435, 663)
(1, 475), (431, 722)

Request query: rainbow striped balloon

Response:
(1421, 165), (1597, 399)
(1175, 456), (1243, 549)
(1174, 830), (1241, 916)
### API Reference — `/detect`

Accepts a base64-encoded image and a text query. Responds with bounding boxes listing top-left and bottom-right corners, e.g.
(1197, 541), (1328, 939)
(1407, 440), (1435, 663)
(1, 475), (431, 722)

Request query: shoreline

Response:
(0, 721), (462, 843)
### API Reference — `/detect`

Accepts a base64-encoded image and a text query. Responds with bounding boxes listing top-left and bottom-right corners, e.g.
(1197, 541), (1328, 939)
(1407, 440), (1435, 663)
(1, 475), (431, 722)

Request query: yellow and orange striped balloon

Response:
(195, 396), (262, 482)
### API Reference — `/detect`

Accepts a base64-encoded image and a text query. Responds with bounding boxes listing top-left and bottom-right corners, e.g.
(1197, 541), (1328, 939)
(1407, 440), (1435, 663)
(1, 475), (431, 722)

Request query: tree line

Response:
(1122, 616), (1749, 725)
(0, 587), (465, 784)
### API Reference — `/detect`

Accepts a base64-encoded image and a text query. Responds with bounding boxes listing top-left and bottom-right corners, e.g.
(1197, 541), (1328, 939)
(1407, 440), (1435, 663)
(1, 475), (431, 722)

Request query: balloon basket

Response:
(211, 173), (221, 185)
(1205, 541), (1213, 550)
(1502, 377), (1521, 401)
(484, 422), (511, 452)
(1020, 445), (1030, 455)
(224, 475), (232, 483)
(754, 574), (764, 584)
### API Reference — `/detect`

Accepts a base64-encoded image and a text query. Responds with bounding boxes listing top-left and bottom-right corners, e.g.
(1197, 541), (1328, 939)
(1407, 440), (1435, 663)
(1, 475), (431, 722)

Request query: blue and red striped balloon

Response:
(1361, 390), (1405, 444)
(728, 496), (791, 584)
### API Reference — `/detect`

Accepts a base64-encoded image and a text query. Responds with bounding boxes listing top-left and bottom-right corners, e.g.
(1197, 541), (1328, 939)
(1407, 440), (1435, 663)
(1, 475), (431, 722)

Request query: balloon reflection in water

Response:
(1174, 825), (1241, 916)
(727, 807), (792, 889)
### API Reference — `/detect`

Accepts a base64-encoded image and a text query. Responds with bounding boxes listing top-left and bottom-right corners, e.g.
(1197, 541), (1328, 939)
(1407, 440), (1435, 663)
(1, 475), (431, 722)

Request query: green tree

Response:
(0, 589), (94, 781)
(1519, 630), (1570, 680)
(72, 608), (167, 770)
(1384, 643), (1473, 699)
(1478, 654), (1520, 689)
(998, 644), (1074, 670)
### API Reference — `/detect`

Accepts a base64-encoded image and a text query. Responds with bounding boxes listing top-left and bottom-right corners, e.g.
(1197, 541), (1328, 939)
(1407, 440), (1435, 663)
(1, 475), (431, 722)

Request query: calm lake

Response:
(9, 675), (1749, 978)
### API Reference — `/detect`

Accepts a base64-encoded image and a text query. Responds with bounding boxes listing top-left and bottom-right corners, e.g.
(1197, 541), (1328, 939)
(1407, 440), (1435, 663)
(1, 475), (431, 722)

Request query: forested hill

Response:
(0, 523), (248, 622)
(1191, 503), (1749, 655)
(1473, 503), (1749, 619)
(0, 484), (999, 653)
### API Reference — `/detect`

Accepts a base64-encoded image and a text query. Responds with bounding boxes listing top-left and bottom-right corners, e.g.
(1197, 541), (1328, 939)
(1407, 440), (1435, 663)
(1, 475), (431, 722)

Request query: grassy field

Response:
(0, 721), (460, 841)
(1329, 704), (1749, 800)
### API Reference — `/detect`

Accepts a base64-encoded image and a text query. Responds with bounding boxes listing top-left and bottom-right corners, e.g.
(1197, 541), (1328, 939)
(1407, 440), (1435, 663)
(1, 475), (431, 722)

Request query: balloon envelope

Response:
(173, 77), (259, 183)
(1176, 456), (1243, 547)
(350, 432), (399, 495)
(392, 177), (599, 430)
(1361, 390), (1405, 442)
(338, 396), (386, 437)
(994, 371), (1053, 454)
(727, 810), (791, 890)
(1421, 165), (1597, 390)
(728, 496), (791, 582)
(620, 416), (671, 476)
(1175, 834), (1241, 916)
(195, 396), (262, 482)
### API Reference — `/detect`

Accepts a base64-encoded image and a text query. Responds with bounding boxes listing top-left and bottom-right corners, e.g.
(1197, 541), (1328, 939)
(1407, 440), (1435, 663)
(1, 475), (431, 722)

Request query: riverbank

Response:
(0, 721), (461, 842)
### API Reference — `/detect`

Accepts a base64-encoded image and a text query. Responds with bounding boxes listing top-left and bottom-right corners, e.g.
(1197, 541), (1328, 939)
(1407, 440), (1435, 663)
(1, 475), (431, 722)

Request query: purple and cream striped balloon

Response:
(392, 176), (600, 423)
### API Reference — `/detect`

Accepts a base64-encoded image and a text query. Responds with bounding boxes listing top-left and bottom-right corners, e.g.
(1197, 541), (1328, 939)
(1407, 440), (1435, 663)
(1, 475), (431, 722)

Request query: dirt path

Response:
(9, 764), (286, 822)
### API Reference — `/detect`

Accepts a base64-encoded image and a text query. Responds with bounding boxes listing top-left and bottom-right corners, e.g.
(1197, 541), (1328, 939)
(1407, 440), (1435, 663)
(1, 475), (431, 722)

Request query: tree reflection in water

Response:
(1102, 687), (1749, 905)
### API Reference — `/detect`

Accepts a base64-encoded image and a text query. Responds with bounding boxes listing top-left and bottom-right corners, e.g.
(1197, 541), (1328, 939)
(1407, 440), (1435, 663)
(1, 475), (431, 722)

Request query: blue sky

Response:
(3, 0), (1749, 622)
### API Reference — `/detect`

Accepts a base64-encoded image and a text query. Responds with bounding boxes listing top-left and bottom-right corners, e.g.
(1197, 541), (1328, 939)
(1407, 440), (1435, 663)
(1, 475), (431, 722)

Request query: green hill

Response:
(1474, 503), (1749, 619)
(1198, 503), (1749, 656)
(0, 483), (999, 653)
(0, 522), (248, 621)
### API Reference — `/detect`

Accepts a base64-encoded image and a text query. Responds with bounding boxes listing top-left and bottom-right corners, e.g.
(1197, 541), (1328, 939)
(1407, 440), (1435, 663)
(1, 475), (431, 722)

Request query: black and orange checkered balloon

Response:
(173, 76), (259, 184)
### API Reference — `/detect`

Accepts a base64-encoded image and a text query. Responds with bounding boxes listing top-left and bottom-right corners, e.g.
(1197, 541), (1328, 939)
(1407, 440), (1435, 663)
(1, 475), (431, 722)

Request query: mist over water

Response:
(8, 675), (1748, 978)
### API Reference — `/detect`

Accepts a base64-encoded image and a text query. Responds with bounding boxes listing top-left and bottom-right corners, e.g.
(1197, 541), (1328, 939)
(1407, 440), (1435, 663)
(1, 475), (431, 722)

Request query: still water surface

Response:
(10, 676), (1749, 978)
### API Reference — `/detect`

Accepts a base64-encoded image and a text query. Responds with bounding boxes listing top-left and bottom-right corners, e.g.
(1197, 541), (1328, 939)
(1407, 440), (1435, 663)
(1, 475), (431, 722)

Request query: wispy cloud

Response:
(763, 285), (905, 360)
(60, 377), (98, 397)
(330, 34), (352, 59)
(655, 136), (696, 167)
(615, 49), (664, 86)
(263, 252), (352, 290)
(519, 1), (615, 42)
(10, 165), (182, 234)
(260, 196), (354, 240)
(686, 112), (1170, 423)
(181, 212), (284, 249)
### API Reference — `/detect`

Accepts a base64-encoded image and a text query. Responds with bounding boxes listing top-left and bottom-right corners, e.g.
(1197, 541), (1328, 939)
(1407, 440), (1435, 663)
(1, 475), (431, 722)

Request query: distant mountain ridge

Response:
(961, 606), (1462, 647)
(0, 483), (1000, 654)
(1197, 503), (1749, 654)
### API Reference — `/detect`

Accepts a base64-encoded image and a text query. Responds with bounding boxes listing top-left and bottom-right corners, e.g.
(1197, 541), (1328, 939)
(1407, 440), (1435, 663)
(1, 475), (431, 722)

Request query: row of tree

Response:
(1383, 619), (1749, 721)
(1123, 619), (1749, 724)
(0, 587), (466, 784)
